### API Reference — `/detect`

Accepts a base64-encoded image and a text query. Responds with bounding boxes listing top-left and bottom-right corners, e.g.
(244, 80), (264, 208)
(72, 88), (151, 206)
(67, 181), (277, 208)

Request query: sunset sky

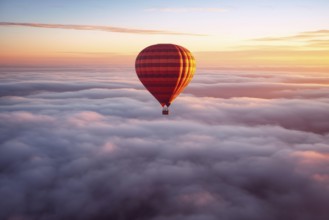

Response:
(1, 0), (328, 71)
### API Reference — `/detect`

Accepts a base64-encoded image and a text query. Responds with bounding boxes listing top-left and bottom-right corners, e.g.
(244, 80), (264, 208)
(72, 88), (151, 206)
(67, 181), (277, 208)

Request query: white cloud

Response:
(0, 67), (328, 220)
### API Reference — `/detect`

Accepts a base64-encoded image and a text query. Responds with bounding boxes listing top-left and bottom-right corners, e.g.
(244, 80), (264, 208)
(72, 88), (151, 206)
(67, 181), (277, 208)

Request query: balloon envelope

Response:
(135, 44), (196, 111)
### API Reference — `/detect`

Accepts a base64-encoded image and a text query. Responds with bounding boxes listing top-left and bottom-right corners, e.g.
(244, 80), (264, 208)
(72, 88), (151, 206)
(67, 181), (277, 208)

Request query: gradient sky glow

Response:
(0, 0), (329, 71)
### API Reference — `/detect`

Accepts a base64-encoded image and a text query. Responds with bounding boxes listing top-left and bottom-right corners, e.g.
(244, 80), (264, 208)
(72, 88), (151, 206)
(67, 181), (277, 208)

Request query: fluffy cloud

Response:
(185, 71), (329, 99)
(0, 67), (328, 220)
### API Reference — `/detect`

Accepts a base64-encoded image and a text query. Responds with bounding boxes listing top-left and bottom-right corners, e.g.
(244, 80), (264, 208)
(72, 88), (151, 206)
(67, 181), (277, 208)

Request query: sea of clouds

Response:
(0, 67), (329, 220)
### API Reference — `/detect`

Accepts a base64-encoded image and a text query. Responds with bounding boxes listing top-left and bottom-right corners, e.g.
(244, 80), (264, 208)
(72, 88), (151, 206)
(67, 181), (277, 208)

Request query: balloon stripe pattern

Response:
(135, 44), (196, 107)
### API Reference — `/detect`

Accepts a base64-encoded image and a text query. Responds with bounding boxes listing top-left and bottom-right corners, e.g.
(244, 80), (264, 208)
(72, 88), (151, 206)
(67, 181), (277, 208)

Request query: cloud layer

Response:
(0, 67), (328, 220)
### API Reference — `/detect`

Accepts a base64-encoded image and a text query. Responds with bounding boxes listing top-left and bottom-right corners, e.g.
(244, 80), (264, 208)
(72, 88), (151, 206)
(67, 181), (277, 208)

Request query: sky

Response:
(1, 1), (329, 220)
(0, 0), (329, 71)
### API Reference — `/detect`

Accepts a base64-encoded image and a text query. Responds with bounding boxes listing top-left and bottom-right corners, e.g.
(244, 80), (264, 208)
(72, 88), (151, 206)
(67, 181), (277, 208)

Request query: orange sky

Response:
(0, 0), (328, 72)
(1, 25), (328, 72)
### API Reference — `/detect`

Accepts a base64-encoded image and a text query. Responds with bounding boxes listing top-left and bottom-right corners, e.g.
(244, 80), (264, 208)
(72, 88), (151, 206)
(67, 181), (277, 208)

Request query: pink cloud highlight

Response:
(0, 22), (206, 36)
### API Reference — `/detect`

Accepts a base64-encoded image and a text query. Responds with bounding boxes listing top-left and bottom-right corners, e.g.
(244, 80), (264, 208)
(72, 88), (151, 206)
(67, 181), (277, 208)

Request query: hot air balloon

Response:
(135, 44), (196, 115)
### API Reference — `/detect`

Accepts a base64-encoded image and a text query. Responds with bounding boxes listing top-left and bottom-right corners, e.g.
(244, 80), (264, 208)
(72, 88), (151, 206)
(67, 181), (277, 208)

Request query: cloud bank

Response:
(0, 67), (328, 220)
(0, 22), (205, 36)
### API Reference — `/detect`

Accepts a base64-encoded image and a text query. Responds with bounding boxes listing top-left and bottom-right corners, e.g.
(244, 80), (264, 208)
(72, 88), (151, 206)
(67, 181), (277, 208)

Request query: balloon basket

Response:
(162, 107), (169, 115)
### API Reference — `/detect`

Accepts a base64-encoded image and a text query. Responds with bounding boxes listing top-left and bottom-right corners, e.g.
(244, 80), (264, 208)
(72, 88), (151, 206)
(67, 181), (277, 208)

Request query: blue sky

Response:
(1, 0), (328, 36)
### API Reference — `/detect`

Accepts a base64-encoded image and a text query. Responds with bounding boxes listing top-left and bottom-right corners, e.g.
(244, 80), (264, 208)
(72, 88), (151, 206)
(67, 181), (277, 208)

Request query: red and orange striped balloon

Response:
(135, 44), (196, 114)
